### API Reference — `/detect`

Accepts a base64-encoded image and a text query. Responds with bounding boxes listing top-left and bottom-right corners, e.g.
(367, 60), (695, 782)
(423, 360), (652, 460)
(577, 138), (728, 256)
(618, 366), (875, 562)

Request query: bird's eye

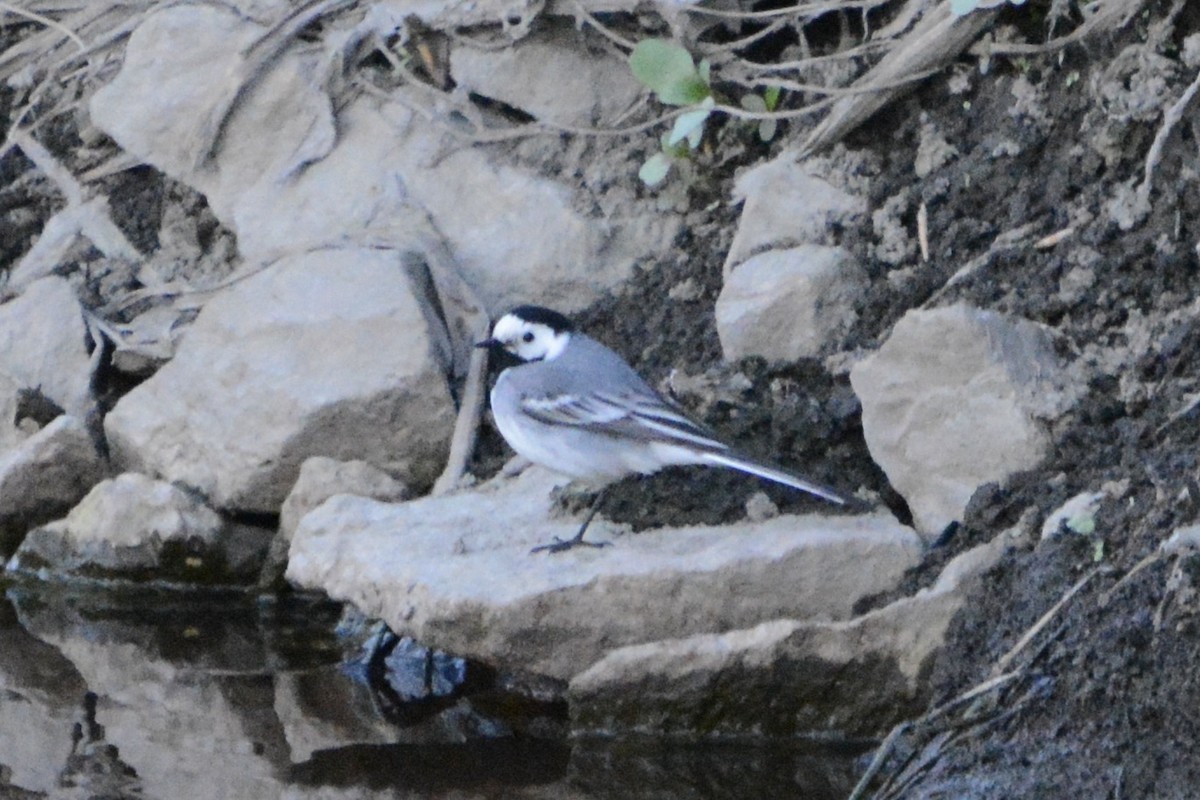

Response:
(522, 332), (535, 343)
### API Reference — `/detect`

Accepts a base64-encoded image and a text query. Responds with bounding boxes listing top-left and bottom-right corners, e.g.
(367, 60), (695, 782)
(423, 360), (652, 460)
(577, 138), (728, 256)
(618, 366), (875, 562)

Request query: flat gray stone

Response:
(569, 533), (1010, 738)
(286, 467), (922, 681)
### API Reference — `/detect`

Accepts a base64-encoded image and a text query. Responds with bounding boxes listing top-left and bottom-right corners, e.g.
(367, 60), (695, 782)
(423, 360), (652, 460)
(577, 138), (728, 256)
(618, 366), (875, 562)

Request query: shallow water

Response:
(0, 579), (865, 799)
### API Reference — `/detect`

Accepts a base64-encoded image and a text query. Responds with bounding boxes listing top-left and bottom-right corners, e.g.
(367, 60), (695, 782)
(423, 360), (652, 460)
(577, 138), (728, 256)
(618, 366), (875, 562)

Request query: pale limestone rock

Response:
(0, 416), (106, 557)
(286, 466), (922, 681)
(850, 304), (1078, 537)
(715, 245), (867, 362)
(280, 457), (410, 542)
(569, 532), (1010, 737)
(88, 6), (676, 315)
(0, 276), (92, 419)
(449, 23), (642, 126)
(104, 249), (455, 513)
(725, 157), (865, 274)
(0, 373), (25, 452)
(8, 473), (268, 582)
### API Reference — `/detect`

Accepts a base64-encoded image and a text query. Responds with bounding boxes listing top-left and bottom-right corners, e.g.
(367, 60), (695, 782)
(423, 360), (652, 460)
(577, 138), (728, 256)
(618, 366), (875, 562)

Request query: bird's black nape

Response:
(508, 305), (574, 333)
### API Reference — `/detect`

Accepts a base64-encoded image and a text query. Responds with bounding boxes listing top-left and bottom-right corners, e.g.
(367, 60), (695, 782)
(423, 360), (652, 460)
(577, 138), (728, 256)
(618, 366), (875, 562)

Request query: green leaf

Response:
(629, 39), (710, 106)
(764, 84), (782, 111)
(668, 98), (713, 148)
(1066, 513), (1096, 536)
(638, 152), (672, 186)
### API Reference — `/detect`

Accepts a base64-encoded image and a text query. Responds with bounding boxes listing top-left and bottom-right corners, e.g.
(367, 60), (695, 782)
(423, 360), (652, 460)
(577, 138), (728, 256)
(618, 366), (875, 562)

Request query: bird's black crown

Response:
(508, 305), (574, 333)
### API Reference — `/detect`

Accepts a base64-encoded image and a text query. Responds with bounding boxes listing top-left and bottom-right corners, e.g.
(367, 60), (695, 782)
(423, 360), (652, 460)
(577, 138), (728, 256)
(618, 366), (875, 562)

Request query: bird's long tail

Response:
(699, 451), (855, 506)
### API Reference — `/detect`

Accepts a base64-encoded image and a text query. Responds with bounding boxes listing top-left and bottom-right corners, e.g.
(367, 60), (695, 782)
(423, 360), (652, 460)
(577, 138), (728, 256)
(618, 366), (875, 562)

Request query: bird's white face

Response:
(489, 313), (571, 362)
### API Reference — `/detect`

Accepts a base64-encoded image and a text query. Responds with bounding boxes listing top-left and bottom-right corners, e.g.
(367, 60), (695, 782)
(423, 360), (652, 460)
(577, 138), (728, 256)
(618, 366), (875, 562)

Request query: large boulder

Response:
(104, 248), (456, 513)
(286, 467), (923, 681)
(850, 304), (1079, 536)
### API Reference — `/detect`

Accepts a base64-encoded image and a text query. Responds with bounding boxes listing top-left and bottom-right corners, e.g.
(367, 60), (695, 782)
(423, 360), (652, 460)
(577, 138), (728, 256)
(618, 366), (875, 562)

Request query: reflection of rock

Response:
(9, 589), (296, 800)
(570, 534), (1010, 738)
(10, 473), (269, 583)
(287, 466), (922, 682)
(104, 249), (456, 513)
(851, 304), (1079, 537)
(0, 597), (87, 794)
(0, 415), (107, 558)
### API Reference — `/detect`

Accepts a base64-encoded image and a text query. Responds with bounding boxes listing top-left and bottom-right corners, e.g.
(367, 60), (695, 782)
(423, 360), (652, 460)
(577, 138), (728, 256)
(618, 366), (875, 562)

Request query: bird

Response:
(476, 305), (857, 553)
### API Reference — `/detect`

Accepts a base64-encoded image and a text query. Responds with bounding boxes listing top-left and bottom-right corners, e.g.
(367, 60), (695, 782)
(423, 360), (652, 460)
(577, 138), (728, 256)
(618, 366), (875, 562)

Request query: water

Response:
(0, 578), (865, 799)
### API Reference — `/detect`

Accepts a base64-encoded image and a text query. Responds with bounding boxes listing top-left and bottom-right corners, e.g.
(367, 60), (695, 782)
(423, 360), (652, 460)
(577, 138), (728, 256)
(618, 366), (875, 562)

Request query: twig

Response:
(847, 722), (911, 800)
(681, 0), (878, 20)
(196, 0), (357, 167)
(697, 18), (788, 56)
(992, 567), (1097, 676)
(0, 1), (87, 54)
(568, 0), (637, 50)
(1135, 66), (1200, 214)
(917, 202), (929, 262)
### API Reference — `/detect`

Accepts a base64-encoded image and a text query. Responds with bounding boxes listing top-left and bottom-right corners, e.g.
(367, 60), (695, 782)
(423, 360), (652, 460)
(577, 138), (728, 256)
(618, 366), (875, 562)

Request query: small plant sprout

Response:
(740, 85), (783, 142)
(630, 39), (715, 186)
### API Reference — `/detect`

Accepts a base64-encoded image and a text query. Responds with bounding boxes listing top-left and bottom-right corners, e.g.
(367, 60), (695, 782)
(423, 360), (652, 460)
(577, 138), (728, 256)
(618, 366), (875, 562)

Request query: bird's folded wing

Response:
(521, 390), (728, 451)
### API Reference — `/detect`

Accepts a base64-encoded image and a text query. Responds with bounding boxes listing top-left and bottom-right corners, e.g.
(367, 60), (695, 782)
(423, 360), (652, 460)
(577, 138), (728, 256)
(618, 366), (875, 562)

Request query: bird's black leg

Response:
(531, 487), (612, 554)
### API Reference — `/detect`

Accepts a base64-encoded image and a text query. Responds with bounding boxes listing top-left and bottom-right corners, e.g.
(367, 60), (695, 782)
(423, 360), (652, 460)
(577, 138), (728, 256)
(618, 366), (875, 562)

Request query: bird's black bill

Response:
(475, 338), (502, 349)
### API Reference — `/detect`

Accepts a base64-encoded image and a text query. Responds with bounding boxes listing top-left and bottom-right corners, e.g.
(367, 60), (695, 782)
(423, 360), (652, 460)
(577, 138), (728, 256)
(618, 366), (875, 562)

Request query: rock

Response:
(89, 5), (332, 201)
(1041, 490), (1105, 540)
(0, 276), (93, 419)
(449, 23), (642, 127)
(89, 6), (677, 315)
(279, 457), (411, 542)
(259, 457), (411, 589)
(104, 248), (456, 514)
(850, 304), (1078, 537)
(715, 245), (867, 361)
(287, 466), (922, 681)
(0, 373), (25, 452)
(0, 416), (106, 558)
(569, 531), (1011, 738)
(724, 156), (865, 273)
(9, 472), (268, 583)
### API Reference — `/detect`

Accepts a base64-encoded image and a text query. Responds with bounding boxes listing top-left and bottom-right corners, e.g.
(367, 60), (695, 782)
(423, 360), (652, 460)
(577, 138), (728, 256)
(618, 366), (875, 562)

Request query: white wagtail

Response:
(476, 305), (856, 553)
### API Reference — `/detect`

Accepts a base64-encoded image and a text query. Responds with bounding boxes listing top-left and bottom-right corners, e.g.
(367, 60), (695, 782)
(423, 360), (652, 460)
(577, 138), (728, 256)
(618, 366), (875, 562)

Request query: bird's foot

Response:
(530, 535), (611, 555)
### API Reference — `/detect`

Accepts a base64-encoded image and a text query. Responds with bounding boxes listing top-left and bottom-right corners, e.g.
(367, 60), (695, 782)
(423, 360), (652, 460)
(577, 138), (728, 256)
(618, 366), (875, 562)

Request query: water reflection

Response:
(0, 581), (864, 799)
